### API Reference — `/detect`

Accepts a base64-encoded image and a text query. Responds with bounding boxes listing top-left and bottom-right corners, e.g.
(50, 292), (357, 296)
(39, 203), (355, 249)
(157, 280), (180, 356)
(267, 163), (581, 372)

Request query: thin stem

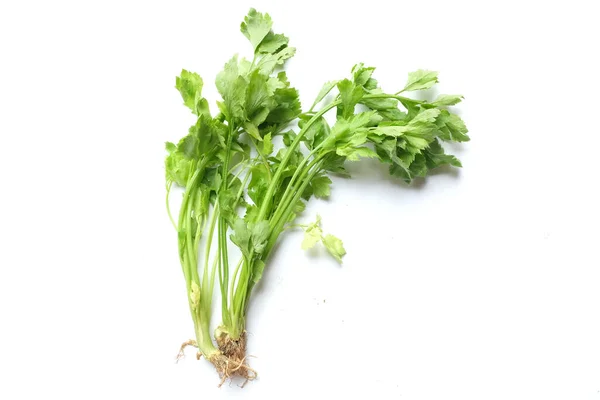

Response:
(228, 157), (249, 175)
(269, 147), (320, 226)
(267, 160), (324, 258)
(192, 306), (218, 357)
(208, 256), (219, 303)
(178, 162), (202, 289)
(218, 124), (235, 323)
(228, 258), (245, 327)
(256, 100), (341, 222)
(201, 203), (219, 296)
(218, 219), (230, 322)
(365, 92), (415, 103)
(186, 187), (199, 284)
(166, 181), (177, 230)
(270, 152), (326, 231)
(243, 160), (324, 308)
(233, 261), (250, 335)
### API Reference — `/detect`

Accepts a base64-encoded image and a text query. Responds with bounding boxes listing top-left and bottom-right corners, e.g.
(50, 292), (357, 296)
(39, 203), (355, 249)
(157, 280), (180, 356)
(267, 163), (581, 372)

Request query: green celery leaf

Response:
(362, 96), (398, 110)
(436, 110), (470, 142)
(337, 79), (364, 119)
(322, 154), (350, 177)
(219, 189), (238, 227)
(322, 234), (346, 263)
(244, 204), (260, 223)
(409, 153), (428, 177)
(322, 111), (376, 151)
(175, 69), (211, 116)
(282, 130), (296, 146)
(165, 145), (193, 187)
(311, 176), (332, 199)
(299, 115), (330, 150)
(257, 32), (289, 54)
(248, 163), (270, 206)
(301, 215), (323, 250)
(215, 56), (247, 121)
(389, 163), (413, 183)
(311, 80), (338, 110)
(336, 146), (379, 161)
(245, 69), (276, 123)
(378, 108), (408, 121)
(404, 135), (430, 150)
(262, 132), (273, 155)
(424, 138), (462, 169)
(256, 47), (296, 75)
(372, 108), (440, 139)
(250, 220), (270, 254)
(230, 218), (251, 256)
(352, 63), (377, 88)
(244, 122), (262, 141)
(432, 94), (464, 107)
(294, 199), (306, 214)
(252, 259), (265, 283)
(403, 69), (439, 92)
(240, 8), (273, 51)
(266, 87), (301, 124)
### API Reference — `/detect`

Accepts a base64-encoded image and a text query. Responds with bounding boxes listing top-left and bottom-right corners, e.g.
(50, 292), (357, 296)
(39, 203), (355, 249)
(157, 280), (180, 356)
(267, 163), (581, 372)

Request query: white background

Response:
(1, 0), (599, 398)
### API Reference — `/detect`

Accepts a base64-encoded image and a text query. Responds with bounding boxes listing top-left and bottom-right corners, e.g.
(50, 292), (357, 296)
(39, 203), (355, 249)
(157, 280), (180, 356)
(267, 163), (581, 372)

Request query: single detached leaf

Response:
(322, 234), (346, 263)
(302, 228), (322, 250)
(403, 69), (439, 92)
(301, 215), (322, 250)
(240, 8), (273, 51)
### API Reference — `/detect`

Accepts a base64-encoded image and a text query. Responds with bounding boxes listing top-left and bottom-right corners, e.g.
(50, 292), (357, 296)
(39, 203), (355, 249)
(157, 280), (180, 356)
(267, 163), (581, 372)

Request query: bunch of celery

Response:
(165, 8), (469, 384)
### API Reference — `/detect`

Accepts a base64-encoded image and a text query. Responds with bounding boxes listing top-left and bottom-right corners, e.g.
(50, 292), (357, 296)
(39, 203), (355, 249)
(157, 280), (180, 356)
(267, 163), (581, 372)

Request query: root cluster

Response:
(177, 333), (256, 387)
(212, 331), (256, 387)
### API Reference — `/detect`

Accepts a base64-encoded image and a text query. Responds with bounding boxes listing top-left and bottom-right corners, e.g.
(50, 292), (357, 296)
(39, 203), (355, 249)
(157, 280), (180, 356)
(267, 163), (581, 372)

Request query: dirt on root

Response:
(211, 331), (256, 387)
(176, 333), (256, 387)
